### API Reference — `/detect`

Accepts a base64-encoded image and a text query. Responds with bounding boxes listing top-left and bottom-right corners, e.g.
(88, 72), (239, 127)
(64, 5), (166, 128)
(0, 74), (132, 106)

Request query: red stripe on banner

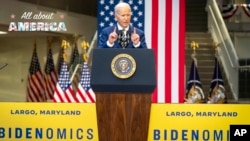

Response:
(86, 90), (95, 103)
(54, 86), (63, 102)
(165, 0), (172, 103)
(31, 73), (44, 101)
(64, 91), (71, 102)
(76, 88), (85, 102)
(151, 0), (159, 103)
(179, 0), (186, 103)
(65, 87), (75, 102)
(152, 0), (186, 103)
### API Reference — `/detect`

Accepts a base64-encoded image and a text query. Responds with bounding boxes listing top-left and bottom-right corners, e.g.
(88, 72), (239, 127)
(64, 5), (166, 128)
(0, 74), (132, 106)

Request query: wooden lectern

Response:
(91, 49), (156, 141)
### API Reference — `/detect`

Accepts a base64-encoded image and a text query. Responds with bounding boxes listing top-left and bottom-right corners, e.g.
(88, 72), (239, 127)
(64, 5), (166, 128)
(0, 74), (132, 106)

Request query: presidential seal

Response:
(111, 53), (136, 79)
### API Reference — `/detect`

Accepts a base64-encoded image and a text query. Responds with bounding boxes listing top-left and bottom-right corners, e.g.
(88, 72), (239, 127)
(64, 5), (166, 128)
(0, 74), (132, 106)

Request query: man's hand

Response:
(131, 27), (140, 45)
(108, 27), (118, 44)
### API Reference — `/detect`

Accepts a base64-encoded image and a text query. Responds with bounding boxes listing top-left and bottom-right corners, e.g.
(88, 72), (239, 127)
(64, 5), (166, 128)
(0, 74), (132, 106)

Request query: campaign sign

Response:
(0, 103), (98, 141)
(148, 104), (250, 141)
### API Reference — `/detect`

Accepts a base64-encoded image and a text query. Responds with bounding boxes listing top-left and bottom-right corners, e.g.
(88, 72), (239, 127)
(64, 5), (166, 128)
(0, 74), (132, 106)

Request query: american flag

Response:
(44, 47), (57, 100)
(53, 61), (76, 102)
(76, 62), (96, 103)
(27, 44), (45, 102)
(97, 0), (186, 103)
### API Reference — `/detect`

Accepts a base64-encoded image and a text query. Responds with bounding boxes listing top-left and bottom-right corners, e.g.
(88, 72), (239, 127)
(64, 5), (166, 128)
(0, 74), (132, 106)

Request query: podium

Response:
(91, 48), (156, 141)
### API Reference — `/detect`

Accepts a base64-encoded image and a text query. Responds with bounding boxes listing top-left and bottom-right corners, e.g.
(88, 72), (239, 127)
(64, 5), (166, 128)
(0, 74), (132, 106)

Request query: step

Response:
(185, 31), (235, 101)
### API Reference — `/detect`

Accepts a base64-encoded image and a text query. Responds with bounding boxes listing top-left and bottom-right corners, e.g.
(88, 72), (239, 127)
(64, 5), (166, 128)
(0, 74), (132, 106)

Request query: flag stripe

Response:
(27, 47), (45, 102)
(179, 0), (186, 103)
(86, 89), (96, 102)
(76, 62), (96, 103)
(146, 0), (185, 103)
(53, 61), (75, 103)
(44, 48), (57, 100)
(150, 0), (159, 102)
(53, 85), (64, 102)
(45, 71), (57, 99)
(76, 85), (86, 102)
(27, 76), (43, 102)
(172, 0), (179, 102)
(34, 73), (44, 98)
(65, 87), (76, 102)
(144, 0), (152, 48)
(165, 0), (172, 103)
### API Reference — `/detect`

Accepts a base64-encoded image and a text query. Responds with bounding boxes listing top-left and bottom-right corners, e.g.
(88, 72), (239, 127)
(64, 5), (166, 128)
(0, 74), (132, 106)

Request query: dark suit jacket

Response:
(98, 25), (148, 48)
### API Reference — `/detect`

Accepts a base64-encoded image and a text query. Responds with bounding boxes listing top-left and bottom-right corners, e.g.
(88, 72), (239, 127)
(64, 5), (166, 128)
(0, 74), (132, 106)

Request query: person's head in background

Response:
(114, 2), (132, 29)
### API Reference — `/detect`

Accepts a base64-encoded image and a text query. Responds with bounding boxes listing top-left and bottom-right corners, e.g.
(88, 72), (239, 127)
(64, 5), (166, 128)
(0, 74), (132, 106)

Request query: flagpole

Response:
(213, 42), (219, 85)
(87, 31), (97, 67)
(88, 31), (97, 56)
(69, 34), (79, 83)
(69, 39), (90, 82)
(190, 41), (199, 66)
(190, 41), (199, 84)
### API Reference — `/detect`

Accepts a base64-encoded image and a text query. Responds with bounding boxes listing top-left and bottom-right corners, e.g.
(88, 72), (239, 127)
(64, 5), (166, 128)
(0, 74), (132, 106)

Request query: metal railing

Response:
(206, 0), (240, 100)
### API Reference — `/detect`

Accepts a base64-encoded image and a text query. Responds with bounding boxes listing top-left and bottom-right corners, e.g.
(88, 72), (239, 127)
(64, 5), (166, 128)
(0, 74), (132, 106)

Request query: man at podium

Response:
(98, 2), (148, 49)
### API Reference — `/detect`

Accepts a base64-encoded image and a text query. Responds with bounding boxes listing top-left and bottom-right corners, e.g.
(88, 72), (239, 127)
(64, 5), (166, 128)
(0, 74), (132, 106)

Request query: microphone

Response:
(118, 30), (130, 48)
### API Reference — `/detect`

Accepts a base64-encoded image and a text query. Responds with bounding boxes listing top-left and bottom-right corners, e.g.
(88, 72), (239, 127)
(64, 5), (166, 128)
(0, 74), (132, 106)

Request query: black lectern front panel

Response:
(90, 48), (156, 93)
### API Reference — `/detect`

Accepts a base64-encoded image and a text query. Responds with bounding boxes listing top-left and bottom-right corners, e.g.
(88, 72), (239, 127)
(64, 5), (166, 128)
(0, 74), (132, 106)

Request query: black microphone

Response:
(118, 30), (130, 48)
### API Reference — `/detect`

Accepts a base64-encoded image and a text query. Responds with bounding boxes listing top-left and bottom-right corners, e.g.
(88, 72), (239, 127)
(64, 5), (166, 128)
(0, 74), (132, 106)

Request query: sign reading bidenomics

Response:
(0, 103), (98, 141)
(148, 104), (250, 141)
(1, 103), (250, 141)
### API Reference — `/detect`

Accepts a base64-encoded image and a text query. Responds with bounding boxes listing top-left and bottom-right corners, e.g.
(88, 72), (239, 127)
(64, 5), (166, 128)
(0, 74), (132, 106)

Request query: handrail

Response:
(207, 0), (239, 67)
(208, 6), (238, 67)
(206, 0), (239, 100)
(87, 30), (98, 68)
(207, 6), (236, 67)
(238, 65), (250, 69)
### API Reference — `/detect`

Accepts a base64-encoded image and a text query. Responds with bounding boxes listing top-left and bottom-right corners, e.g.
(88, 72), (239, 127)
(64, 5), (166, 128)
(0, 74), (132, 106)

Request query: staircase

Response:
(186, 0), (208, 32)
(185, 0), (234, 102)
(185, 33), (233, 101)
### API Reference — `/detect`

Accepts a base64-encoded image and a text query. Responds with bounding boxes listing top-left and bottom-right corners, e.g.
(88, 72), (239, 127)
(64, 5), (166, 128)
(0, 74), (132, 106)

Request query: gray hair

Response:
(114, 2), (131, 14)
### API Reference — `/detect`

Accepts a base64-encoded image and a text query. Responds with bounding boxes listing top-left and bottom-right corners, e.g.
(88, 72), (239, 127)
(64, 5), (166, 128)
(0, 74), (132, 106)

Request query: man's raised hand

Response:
(131, 27), (140, 45)
(108, 27), (118, 44)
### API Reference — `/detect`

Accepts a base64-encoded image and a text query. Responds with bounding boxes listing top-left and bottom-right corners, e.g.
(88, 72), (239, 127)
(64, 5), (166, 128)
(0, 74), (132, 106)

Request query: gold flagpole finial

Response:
(190, 41), (199, 66)
(81, 40), (90, 62)
(61, 39), (70, 49)
(61, 39), (70, 61)
(190, 41), (199, 51)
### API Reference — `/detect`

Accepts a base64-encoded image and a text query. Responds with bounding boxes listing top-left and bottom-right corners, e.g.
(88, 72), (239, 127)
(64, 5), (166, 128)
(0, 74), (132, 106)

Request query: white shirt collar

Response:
(117, 24), (129, 31)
